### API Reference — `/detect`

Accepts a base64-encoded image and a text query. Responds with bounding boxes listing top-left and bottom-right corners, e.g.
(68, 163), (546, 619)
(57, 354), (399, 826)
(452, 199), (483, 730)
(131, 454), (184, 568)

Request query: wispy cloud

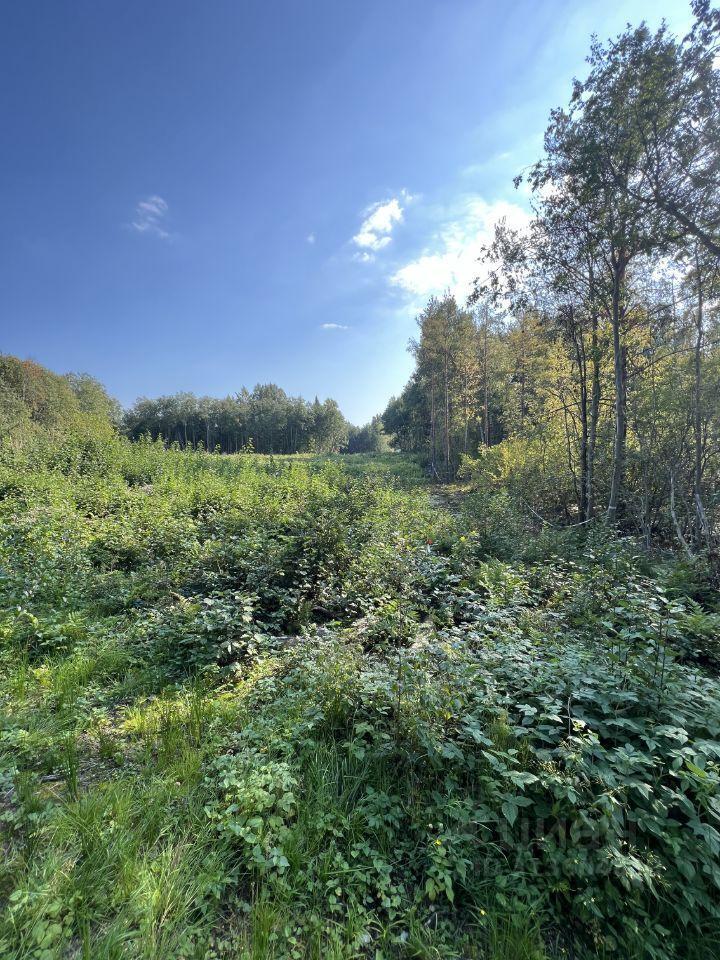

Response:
(352, 189), (415, 260)
(306, 232), (316, 244)
(390, 196), (530, 304)
(320, 322), (349, 330)
(131, 195), (170, 239)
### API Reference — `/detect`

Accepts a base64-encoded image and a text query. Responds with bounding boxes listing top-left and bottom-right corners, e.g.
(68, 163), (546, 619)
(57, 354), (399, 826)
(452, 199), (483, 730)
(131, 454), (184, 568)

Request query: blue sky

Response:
(2, 0), (693, 424)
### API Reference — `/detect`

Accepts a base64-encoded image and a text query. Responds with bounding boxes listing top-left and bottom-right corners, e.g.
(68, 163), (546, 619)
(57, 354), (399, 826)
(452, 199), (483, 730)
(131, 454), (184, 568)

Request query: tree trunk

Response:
(693, 246), (708, 549)
(570, 310), (589, 521)
(429, 379), (437, 474)
(670, 470), (692, 557)
(607, 259), (627, 524)
(586, 309), (601, 521)
(444, 355), (451, 480)
(483, 312), (490, 447)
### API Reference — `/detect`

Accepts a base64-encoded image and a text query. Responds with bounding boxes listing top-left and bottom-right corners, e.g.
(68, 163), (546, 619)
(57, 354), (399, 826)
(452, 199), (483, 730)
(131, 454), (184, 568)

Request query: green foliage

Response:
(346, 415), (390, 454)
(0, 356), (119, 463)
(1, 437), (720, 959)
(383, 10), (720, 550)
(459, 434), (577, 520)
(124, 385), (352, 455)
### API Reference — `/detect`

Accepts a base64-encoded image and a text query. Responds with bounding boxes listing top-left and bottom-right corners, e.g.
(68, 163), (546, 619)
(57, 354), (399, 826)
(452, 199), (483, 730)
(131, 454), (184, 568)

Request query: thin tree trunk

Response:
(693, 245), (707, 549)
(607, 259), (627, 524)
(570, 310), (589, 521)
(483, 314), (490, 447)
(670, 470), (692, 557)
(444, 355), (451, 480)
(429, 380), (436, 473)
(586, 310), (600, 521)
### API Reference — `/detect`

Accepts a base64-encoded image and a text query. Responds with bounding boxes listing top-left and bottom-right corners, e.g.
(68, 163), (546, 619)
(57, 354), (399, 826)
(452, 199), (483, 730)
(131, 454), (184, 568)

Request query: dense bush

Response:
(1, 438), (719, 958)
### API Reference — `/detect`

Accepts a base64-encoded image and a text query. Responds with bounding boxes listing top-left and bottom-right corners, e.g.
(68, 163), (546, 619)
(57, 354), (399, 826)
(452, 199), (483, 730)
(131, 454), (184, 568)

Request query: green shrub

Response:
(1, 439), (719, 959)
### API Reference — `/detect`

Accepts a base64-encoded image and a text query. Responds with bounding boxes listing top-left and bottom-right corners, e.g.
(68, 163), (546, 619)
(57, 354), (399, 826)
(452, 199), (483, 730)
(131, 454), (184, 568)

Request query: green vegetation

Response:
(123, 387), (353, 456)
(2, 5), (720, 958)
(1, 429), (720, 960)
(0, 356), (121, 443)
(383, 5), (720, 551)
(0, 355), (386, 460)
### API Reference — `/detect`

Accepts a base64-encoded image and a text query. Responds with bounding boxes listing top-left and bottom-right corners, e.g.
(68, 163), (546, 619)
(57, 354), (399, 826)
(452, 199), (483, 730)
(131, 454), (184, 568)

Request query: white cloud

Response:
(320, 322), (349, 330)
(390, 196), (530, 304)
(131, 195), (170, 239)
(352, 192), (415, 255)
(356, 230), (392, 251)
(306, 232), (316, 244)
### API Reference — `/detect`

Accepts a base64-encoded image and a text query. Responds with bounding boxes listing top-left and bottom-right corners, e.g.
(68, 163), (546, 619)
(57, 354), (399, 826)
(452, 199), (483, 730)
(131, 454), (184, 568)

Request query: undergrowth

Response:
(1, 434), (719, 959)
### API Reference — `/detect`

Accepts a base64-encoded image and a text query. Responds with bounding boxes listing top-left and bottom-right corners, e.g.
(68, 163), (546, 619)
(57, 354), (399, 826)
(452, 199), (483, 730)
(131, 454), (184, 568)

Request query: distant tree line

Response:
(0, 357), (387, 456)
(123, 386), (353, 454)
(383, 2), (720, 550)
(124, 388), (389, 454)
(346, 415), (388, 454)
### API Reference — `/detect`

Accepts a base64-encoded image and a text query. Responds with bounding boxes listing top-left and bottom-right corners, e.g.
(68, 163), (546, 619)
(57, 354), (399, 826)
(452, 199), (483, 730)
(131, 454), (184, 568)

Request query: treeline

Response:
(0, 355), (121, 441)
(123, 386), (353, 454)
(0, 356), (386, 456)
(384, 2), (720, 549)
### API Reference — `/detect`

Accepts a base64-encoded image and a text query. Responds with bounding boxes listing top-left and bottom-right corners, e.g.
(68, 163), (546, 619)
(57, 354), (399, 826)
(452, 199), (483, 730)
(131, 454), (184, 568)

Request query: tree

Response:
(527, 24), (692, 522)
(410, 294), (478, 479)
(347, 416), (388, 453)
(123, 385), (353, 455)
(610, 4), (720, 258)
(387, 3), (720, 545)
